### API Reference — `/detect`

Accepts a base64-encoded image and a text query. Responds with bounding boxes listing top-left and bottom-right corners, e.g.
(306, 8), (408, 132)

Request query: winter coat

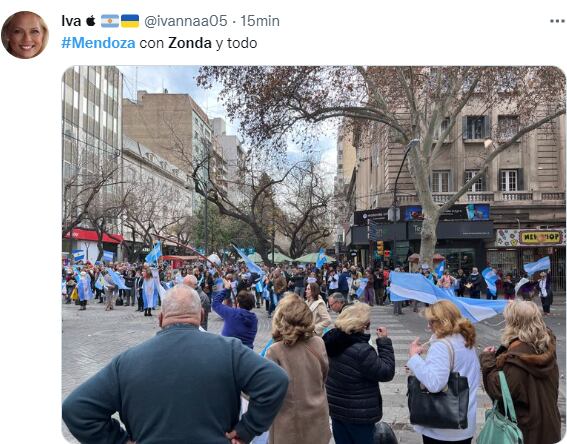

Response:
(307, 298), (332, 336)
(468, 273), (482, 290)
(480, 333), (561, 444)
(266, 336), (331, 444)
(323, 328), (395, 424)
(273, 275), (287, 295)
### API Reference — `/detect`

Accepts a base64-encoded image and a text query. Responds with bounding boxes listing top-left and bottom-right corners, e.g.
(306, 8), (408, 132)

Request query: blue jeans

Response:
(268, 292), (282, 315)
(331, 419), (374, 444)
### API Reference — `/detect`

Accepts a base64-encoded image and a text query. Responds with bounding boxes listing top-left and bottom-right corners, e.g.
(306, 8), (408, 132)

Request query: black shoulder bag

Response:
(407, 338), (469, 429)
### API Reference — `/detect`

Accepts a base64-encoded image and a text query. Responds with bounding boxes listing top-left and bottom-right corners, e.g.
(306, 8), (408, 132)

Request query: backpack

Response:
(477, 371), (523, 444)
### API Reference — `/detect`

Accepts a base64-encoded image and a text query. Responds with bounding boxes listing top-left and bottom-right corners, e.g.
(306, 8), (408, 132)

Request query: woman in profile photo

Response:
(2, 11), (48, 59)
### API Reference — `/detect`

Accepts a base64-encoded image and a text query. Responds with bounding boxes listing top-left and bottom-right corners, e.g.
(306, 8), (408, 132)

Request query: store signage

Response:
(408, 221), (494, 240)
(354, 208), (389, 225)
(495, 228), (565, 247)
(402, 204), (490, 222)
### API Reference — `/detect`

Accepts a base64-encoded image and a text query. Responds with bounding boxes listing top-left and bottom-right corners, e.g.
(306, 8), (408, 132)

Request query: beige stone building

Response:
(340, 105), (566, 290)
(122, 91), (226, 211)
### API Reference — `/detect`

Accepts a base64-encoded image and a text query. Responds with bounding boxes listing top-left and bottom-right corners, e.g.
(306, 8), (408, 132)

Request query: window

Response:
(465, 170), (485, 192)
(464, 115), (490, 140)
(500, 169), (517, 192)
(434, 117), (450, 139)
(497, 115), (519, 141)
(432, 170), (450, 193)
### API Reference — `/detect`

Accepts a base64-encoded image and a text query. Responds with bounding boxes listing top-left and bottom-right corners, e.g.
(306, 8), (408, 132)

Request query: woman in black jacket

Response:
(323, 302), (395, 444)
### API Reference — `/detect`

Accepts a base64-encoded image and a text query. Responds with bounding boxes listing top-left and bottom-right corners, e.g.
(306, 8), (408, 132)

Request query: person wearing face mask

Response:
(1, 11), (48, 59)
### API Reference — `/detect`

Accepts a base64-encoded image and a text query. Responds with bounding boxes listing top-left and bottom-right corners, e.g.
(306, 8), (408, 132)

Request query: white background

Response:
(0, 0), (566, 442)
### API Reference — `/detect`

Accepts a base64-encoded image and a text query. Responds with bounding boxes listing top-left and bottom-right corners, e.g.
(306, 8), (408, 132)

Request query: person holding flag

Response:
(141, 266), (165, 317)
(538, 271), (553, 315)
(77, 271), (93, 311)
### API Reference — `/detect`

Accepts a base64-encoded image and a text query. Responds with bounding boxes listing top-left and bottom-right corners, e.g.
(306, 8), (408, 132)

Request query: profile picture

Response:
(1, 11), (48, 59)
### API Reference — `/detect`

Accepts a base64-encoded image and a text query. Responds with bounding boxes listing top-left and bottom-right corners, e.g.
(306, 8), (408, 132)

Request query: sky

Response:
(118, 66), (338, 178)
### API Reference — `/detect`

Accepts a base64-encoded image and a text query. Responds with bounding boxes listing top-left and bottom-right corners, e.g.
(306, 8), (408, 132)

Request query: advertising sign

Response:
(495, 228), (565, 247)
(402, 204), (490, 222)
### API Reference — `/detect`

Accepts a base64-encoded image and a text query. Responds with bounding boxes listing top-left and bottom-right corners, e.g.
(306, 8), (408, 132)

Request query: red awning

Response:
(162, 255), (199, 261)
(64, 228), (124, 244)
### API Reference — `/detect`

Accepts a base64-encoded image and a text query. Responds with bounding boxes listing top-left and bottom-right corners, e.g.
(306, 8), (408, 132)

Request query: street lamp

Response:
(388, 139), (420, 222)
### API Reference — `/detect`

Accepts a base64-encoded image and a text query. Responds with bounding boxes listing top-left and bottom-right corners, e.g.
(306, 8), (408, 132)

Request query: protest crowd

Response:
(62, 246), (561, 444)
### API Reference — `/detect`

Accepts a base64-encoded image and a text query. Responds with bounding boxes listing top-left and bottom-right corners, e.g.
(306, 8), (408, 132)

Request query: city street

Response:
(62, 296), (566, 443)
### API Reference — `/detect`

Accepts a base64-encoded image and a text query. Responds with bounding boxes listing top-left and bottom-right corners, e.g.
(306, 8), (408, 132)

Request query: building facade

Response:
(339, 104), (566, 290)
(62, 66), (124, 261)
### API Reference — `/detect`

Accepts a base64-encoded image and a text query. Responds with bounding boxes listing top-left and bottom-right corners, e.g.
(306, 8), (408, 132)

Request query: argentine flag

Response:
(435, 260), (445, 277)
(233, 244), (264, 276)
(103, 250), (114, 262)
(523, 256), (550, 276)
(481, 267), (499, 296)
(145, 241), (162, 264)
(389, 272), (506, 323)
(356, 278), (368, 298)
(316, 248), (327, 269)
(107, 269), (130, 290)
(72, 249), (85, 261)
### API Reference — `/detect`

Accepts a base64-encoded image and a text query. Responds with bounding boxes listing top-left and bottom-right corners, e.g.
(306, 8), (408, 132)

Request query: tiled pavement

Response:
(62, 298), (566, 443)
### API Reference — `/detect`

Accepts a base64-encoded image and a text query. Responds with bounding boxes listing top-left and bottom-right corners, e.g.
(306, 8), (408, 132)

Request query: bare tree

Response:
(197, 66), (566, 266)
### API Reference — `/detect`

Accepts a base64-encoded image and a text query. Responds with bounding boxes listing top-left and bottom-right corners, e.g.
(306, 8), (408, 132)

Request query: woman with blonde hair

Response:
(323, 303), (395, 444)
(306, 282), (332, 336)
(480, 300), (560, 444)
(266, 292), (331, 444)
(406, 300), (480, 444)
(2, 11), (48, 59)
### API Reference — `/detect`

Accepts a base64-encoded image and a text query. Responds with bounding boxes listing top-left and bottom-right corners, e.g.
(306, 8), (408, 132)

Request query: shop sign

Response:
(495, 228), (566, 247)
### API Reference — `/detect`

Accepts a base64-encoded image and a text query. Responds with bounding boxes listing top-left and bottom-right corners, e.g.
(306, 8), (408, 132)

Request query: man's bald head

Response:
(183, 274), (198, 288)
(159, 284), (202, 328)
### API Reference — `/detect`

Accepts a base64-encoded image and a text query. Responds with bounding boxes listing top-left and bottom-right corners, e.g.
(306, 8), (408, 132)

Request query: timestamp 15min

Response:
(239, 15), (280, 27)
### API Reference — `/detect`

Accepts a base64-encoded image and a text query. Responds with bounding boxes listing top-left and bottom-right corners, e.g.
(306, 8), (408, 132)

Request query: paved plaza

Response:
(62, 297), (566, 443)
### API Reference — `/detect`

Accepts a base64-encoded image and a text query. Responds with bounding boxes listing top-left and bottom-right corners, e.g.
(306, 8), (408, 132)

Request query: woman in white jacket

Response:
(306, 282), (332, 336)
(406, 300), (480, 444)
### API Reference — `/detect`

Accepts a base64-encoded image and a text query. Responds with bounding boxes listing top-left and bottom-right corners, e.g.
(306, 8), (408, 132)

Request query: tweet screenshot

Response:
(1, 1), (567, 443)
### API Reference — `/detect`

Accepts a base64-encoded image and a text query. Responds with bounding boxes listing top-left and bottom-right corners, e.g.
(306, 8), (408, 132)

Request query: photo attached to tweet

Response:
(60, 65), (566, 444)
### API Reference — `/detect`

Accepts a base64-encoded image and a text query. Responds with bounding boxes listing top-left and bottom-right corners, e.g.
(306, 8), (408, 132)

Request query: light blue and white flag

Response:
(72, 249), (85, 261)
(233, 244), (264, 276)
(389, 272), (506, 323)
(514, 277), (530, 296)
(356, 278), (368, 298)
(107, 269), (130, 290)
(435, 260), (445, 277)
(77, 274), (94, 301)
(145, 241), (162, 264)
(316, 248), (327, 269)
(103, 250), (114, 262)
(435, 287), (507, 323)
(389, 272), (438, 304)
(94, 275), (105, 291)
(481, 267), (499, 297)
(523, 256), (550, 276)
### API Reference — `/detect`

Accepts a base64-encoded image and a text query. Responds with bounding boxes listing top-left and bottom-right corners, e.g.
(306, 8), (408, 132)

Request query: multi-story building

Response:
(62, 66), (124, 261)
(211, 117), (246, 203)
(122, 90), (215, 212)
(340, 105), (566, 290)
(121, 136), (193, 260)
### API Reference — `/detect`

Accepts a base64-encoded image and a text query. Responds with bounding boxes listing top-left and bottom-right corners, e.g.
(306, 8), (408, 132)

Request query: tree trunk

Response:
(419, 216), (438, 269)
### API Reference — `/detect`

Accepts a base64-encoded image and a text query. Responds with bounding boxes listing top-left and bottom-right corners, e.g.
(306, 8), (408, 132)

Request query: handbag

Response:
(477, 371), (523, 444)
(407, 338), (469, 429)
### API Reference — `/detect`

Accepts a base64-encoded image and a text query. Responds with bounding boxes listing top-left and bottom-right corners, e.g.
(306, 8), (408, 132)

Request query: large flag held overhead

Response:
(103, 250), (114, 262)
(233, 244), (264, 276)
(316, 248), (328, 269)
(514, 277), (530, 296)
(72, 249), (85, 262)
(389, 272), (506, 323)
(145, 241), (162, 264)
(481, 267), (499, 297)
(523, 256), (550, 276)
(107, 269), (130, 290)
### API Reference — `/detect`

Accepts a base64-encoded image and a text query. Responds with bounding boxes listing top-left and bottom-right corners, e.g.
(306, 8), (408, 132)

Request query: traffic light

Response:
(384, 250), (391, 258)
(377, 240), (384, 256)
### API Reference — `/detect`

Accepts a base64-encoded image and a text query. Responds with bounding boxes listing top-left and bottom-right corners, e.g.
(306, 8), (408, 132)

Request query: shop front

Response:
(489, 228), (566, 292)
(63, 228), (123, 263)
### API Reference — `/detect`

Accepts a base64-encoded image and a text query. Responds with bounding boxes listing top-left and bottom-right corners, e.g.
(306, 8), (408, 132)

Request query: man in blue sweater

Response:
(212, 277), (258, 349)
(62, 284), (288, 444)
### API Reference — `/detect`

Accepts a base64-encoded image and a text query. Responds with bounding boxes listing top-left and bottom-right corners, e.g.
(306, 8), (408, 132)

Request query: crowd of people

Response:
(62, 257), (560, 444)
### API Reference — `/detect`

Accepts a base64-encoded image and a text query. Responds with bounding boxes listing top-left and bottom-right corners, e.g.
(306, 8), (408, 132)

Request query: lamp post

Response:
(388, 139), (420, 266)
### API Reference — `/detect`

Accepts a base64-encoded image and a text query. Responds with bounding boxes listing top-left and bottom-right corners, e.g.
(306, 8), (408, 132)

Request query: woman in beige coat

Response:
(266, 292), (331, 444)
(306, 282), (332, 336)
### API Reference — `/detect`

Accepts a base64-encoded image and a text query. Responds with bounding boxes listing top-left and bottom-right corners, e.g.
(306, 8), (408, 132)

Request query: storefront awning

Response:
(64, 228), (124, 244)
